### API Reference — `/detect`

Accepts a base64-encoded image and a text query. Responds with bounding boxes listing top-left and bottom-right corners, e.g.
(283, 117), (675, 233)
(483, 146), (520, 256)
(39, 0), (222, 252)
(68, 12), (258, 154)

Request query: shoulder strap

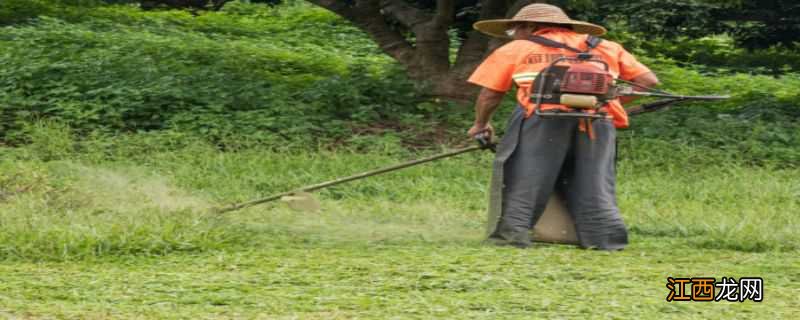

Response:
(528, 35), (603, 53)
(585, 35), (603, 50)
(528, 35), (582, 53)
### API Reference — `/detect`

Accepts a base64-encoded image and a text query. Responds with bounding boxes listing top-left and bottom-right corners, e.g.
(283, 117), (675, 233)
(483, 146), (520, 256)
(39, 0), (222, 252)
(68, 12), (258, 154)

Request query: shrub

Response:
(0, 1), (798, 166)
(0, 0), (50, 25)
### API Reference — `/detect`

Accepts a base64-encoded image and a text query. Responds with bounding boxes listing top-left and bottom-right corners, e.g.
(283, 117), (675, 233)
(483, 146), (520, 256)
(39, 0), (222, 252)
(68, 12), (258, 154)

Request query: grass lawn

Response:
(1, 239), (797, 319)
(1, 142), (798, 318)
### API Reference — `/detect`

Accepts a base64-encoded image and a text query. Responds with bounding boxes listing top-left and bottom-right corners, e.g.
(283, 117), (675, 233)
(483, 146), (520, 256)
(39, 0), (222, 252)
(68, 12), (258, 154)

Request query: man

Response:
(467, 3), (659, 250)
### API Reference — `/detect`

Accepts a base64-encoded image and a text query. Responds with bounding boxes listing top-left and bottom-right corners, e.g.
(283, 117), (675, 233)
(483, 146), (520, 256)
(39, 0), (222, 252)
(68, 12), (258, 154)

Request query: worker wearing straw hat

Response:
(467, 3), (659, 250)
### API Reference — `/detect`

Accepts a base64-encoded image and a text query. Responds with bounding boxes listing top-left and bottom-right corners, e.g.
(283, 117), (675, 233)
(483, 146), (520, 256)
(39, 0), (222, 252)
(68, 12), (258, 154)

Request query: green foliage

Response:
(0, 3), (434, 147)
(0, 0), (50, 25)
(618, 57), (800, 166)
(727, 0), (800, 50)
(0, 0), (111, 26)
(587, 0), (800, 49)
(1, 1), (799, 166)
(598, 0), (728, 39)
(641, 36), (800, 75)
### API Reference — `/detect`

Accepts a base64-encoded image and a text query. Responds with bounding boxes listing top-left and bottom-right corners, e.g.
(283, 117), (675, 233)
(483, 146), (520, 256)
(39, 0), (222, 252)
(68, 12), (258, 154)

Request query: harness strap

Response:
(586, 35), (602, 50)
(528, 35), (603, 53)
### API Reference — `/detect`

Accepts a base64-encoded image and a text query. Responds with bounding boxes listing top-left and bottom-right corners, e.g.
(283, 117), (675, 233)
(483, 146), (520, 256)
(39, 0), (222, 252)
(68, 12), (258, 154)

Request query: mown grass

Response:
(1, 126), (798, 318)
(2, 125), (799, 261)
(1, 243), (798, 319)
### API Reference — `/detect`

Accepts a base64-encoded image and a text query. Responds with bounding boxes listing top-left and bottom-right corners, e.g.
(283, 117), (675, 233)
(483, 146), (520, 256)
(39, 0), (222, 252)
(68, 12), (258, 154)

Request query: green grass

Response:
(1, 131), (798, 318)
(1, 243), (797, 319)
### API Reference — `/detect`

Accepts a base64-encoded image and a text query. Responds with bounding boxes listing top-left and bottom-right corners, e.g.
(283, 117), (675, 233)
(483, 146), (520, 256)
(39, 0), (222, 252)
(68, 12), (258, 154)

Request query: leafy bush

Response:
(0, 3), (427, 147)
(0, 0), (50, 25)
(587, 0), (800, 50)
(640, 36), (800, 75)
(617, 57), (800, 166)
(0, 1), (798, 166)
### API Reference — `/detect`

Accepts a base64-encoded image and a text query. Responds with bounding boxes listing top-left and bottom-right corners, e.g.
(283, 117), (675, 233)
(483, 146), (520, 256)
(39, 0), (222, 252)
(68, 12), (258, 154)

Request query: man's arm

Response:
(468, 87), (506, 137)
(619, 72), (659, 105)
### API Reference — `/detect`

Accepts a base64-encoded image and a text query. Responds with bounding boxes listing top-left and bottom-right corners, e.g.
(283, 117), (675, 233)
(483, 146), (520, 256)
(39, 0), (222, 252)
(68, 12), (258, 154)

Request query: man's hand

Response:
(469, 122), (495, 150)
(468, 123), (494, 139)
(620, 72), (660, 105)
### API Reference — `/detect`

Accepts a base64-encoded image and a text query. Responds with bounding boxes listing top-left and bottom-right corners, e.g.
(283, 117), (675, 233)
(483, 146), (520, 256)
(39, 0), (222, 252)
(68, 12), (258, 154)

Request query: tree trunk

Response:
(307, 0), (539, 103)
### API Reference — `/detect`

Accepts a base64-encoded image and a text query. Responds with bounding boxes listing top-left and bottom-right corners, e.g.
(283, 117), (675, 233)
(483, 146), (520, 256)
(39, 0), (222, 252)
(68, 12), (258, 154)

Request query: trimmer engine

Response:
(531, 56), (615, 115)
(560, 63), (613, 96)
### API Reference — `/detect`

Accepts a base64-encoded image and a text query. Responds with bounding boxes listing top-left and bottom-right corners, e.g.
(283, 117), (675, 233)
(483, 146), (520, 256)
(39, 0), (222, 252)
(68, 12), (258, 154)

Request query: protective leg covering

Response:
(486, 107), (628, 250)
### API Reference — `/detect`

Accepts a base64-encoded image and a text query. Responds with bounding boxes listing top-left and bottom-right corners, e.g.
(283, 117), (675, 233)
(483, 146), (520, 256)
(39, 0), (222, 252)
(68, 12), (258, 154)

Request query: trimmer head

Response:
(280, 192), (321, 212)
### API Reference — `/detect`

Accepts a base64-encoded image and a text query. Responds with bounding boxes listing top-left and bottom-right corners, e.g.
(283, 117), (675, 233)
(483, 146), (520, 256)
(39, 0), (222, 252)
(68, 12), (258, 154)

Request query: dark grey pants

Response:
(488, 108), (628, 250)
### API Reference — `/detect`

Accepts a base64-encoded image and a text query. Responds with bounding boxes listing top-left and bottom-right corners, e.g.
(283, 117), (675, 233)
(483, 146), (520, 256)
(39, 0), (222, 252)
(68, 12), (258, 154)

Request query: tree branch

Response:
(453, 0), (510, 71)
(380, 0), (432, 28)
(211, 0), (232, 11)
(308, 0), (358, 20)
(434, 0), (456, 27)
(308, 0), (416, 65)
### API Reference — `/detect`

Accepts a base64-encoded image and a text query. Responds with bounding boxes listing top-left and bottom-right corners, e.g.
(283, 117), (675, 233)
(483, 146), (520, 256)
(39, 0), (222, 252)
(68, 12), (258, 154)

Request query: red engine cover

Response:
(560, 64), (612, 95)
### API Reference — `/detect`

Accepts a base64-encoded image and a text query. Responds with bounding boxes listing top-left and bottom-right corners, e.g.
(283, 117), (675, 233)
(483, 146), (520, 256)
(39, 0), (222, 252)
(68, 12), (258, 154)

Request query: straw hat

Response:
(474, 3), (606, 38)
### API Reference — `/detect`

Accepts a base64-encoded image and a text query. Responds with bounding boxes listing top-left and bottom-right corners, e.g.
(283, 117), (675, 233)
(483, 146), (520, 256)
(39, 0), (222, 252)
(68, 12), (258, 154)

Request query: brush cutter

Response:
(214, 137), (494, 214)
(523, 35), (729, 120)
(532, 54), (728, 119)
(215, 91), (727, 244)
